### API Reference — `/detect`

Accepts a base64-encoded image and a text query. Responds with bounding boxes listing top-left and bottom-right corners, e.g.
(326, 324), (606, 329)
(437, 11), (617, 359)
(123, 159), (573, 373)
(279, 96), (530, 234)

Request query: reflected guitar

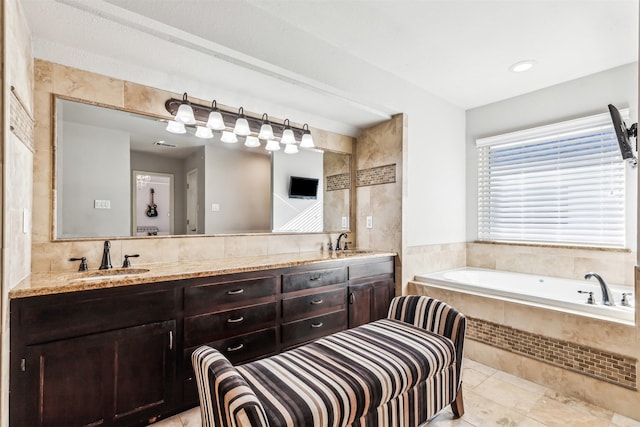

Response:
(146, 188), (158, 217)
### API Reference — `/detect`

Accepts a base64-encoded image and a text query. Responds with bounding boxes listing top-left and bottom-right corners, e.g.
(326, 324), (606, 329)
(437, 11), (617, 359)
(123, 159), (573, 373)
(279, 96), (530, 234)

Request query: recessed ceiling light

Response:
(509, 60), (536, 73)
(154, 140), (176, 148)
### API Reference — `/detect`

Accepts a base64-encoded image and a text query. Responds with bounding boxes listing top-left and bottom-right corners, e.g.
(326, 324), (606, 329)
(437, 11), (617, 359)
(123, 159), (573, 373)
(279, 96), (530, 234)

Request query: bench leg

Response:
(451, 386), (464, 418)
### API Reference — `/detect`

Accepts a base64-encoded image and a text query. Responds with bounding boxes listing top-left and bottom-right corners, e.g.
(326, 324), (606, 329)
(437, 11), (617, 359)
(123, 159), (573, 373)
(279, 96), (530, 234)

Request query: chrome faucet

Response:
(585, 272), (615, 306)
(336, 233), (348, 251)
(99, 241), (112, 270)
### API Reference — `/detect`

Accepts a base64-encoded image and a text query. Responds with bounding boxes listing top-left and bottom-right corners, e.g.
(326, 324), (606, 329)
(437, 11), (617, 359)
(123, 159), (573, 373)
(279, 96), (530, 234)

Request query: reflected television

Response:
(288, 176), (319, 199)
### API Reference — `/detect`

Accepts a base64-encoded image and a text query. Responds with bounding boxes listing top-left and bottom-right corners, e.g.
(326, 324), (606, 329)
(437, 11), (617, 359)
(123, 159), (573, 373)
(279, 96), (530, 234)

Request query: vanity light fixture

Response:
(166, 120), (186, 134)
(300, 123), (314, 148)
(175, 92), (196, 124)
(195, 126), (214, 139)
(164, 94), (312, 152)
(221, 130), (238, 144)
(258, 113), (275, 140)
(509, 60), (536, 73)
(265, 139), (281, 151)
(233, 107), (251, 136)
(244, 135), (261, 148)
(281, 119), (296, 144)
(206, 100), (226, 131)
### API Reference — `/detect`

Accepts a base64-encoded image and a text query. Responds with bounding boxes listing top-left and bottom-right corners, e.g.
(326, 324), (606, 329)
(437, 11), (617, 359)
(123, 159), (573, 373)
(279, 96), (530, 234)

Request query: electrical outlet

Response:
(94, 200), (111, 209)
(341, 216), (348, 229)
(366, 216), (373, 229)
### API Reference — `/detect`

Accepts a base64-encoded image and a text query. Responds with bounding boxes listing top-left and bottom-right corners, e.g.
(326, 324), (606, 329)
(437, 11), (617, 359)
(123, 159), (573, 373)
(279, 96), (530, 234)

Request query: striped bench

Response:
(193, 295), (466, 427)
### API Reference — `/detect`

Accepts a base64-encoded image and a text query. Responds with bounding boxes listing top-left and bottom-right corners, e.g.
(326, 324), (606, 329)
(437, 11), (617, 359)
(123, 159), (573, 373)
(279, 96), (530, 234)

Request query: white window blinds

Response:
(477, 111), (629, 248)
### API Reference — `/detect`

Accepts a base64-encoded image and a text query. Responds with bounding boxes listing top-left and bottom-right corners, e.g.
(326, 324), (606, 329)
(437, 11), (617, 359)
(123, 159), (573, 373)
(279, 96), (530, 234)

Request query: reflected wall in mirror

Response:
(54, 98), (351, 239)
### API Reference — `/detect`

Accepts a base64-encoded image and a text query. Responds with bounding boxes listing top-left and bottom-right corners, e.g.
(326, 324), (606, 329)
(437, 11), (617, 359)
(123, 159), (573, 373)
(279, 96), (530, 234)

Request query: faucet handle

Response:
(122, 254), (140, 268)
(328, 242), (333, 251)
(578, 290), (596, 305)
(621, 292), (633, 307)
(69, 257), (88, 272)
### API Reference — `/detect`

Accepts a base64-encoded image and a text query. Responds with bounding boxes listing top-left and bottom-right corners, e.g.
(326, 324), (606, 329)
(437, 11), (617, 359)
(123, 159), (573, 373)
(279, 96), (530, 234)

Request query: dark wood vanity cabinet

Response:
(10, 256), (394, 427)
(347, 258), (396, 328)
(10, 286), (178, 427)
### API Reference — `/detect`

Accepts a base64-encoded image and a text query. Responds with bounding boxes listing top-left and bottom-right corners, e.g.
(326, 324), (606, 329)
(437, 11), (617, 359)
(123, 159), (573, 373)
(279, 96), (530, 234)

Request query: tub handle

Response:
(578, 290), (596, 305)
(621, 293), (633, 307)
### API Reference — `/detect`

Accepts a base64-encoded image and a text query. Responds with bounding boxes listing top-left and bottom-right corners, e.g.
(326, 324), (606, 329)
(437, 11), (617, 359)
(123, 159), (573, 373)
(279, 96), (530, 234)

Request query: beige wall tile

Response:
(124, 82), (178, 118)
(52, 63), (124, 106)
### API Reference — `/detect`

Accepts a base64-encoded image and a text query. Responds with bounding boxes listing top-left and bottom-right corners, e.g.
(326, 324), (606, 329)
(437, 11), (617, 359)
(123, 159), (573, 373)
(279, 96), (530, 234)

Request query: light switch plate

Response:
(94, 200), (111, 209)
(366, 216), (373, 229)
(341, 216), (348, 229)
(211, 203), (220, 212)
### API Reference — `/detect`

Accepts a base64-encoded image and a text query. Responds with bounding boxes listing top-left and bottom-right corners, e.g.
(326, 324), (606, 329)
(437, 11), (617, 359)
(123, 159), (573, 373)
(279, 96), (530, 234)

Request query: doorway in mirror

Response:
(133, 171), (174, 236)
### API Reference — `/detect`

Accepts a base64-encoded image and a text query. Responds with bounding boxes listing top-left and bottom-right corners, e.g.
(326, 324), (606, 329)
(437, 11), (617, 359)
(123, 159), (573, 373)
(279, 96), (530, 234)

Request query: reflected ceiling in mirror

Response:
(54, 98), (351, 240)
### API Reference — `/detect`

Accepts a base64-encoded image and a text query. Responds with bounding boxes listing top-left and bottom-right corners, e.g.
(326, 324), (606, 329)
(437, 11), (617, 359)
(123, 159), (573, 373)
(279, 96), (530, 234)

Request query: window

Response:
(477, 111), (630, 248)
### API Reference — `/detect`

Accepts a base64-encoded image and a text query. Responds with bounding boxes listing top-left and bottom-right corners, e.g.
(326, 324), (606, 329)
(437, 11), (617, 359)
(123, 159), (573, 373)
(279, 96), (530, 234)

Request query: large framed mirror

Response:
(54, 97), (352, 239)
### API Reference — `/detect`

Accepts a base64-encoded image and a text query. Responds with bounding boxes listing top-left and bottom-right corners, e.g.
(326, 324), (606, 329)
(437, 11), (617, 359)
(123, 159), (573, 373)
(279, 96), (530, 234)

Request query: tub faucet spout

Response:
(585, 272), (615, 306)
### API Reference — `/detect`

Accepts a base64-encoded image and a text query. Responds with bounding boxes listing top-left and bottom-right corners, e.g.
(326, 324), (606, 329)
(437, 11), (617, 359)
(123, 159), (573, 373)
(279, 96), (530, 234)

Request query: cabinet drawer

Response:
(282, 267), (347, 293)
(184, 303), (276, 346)
(185, 276), (277, 314)
(349, 260), (394, 280)
(282, 310), (346, 349)
(16, 289), (176, 344)
(282, 288), (346, 321)
(184, 328), (276, 373)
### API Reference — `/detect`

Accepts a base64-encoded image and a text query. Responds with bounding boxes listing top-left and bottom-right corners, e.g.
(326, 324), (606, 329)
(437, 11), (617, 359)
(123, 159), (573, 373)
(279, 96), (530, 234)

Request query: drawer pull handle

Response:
(311, 322), (324, 328)
(310, 275), (321, 281)
(227, 316), (245, 323)
(227, 343), (244, 352)
(311, 299), (324, 305)
(227, 289), (244, 295)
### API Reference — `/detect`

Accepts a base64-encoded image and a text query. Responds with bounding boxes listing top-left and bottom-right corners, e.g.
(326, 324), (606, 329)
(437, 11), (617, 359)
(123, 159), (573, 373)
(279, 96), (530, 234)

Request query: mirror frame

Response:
(52, 95), (355, 241)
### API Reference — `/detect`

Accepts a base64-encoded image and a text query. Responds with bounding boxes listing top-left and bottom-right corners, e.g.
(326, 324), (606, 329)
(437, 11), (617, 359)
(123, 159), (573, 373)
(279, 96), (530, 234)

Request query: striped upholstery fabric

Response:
(237, 319), (456, 427)
(192, 295), (466, 427)
(192, 346), (269, 427)
(388, 296), (467, 388)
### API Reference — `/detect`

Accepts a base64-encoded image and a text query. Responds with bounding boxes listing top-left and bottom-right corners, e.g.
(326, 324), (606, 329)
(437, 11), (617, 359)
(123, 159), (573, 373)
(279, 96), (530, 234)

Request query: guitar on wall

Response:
(146, 188), (158, 217)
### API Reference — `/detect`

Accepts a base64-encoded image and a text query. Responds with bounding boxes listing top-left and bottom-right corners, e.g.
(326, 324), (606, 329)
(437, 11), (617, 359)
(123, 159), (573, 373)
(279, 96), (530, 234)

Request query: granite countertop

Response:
(11, 250), (396, 299)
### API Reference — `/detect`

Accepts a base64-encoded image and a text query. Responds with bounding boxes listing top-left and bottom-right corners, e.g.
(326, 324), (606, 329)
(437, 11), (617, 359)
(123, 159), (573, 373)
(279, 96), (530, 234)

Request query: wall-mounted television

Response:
(288, 176), (319, 199)
(608, 103), (638, 167)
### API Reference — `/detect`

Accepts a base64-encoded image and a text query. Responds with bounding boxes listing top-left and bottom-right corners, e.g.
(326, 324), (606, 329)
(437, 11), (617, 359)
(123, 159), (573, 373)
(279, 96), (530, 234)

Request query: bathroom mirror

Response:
(54, 98), (352, 239)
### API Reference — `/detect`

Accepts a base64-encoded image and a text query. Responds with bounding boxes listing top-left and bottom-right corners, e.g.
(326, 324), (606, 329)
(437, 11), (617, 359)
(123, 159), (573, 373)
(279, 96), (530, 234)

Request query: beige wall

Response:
(3, 1), (33, 426)
(356, 114), (404, 290)
(32, 60), (356, 272)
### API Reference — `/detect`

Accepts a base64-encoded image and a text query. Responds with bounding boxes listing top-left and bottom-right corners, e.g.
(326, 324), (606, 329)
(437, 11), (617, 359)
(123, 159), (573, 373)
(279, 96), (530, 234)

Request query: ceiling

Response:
(20, 0), (639, 136)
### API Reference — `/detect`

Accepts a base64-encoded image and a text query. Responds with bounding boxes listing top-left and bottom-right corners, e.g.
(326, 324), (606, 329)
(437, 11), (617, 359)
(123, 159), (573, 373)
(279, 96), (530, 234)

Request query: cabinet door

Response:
(21, 321), (175, 427)
(348, 279), (395, 328)
(370, 278), (395, 321)
(348, 284), (372, 328)
(112, 321), (176, 423)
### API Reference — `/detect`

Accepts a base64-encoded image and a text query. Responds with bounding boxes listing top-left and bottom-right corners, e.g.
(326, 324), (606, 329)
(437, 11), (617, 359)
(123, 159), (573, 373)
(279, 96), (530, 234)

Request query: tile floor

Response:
(154, 359), (640, 427)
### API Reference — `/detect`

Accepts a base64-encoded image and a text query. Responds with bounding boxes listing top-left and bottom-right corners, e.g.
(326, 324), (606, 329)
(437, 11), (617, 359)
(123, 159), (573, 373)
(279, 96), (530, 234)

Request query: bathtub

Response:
(414, 267), (635, 323)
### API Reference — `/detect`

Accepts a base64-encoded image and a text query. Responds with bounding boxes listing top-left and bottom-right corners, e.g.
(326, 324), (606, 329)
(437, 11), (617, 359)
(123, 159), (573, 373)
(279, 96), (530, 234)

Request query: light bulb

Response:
(244, 135), (260, 148)
(221, 130), (238, 144)
(284, 143), (298, 154)
(265, 140), (280, 151)
(175, 93), (195, 124)
(281, 128), (295, 144)
(259, 123), (274, 140)
(206, 110), (225, 130)
(300, 124), (314, 148)
(166, 120), (186, 134)
(195, 126), (213, 139)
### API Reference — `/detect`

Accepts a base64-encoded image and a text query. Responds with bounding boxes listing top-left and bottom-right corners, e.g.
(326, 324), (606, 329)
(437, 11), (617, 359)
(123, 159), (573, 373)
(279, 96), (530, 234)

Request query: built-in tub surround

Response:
(416, 267), (634, 323)
(408, 277), (640, 420)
